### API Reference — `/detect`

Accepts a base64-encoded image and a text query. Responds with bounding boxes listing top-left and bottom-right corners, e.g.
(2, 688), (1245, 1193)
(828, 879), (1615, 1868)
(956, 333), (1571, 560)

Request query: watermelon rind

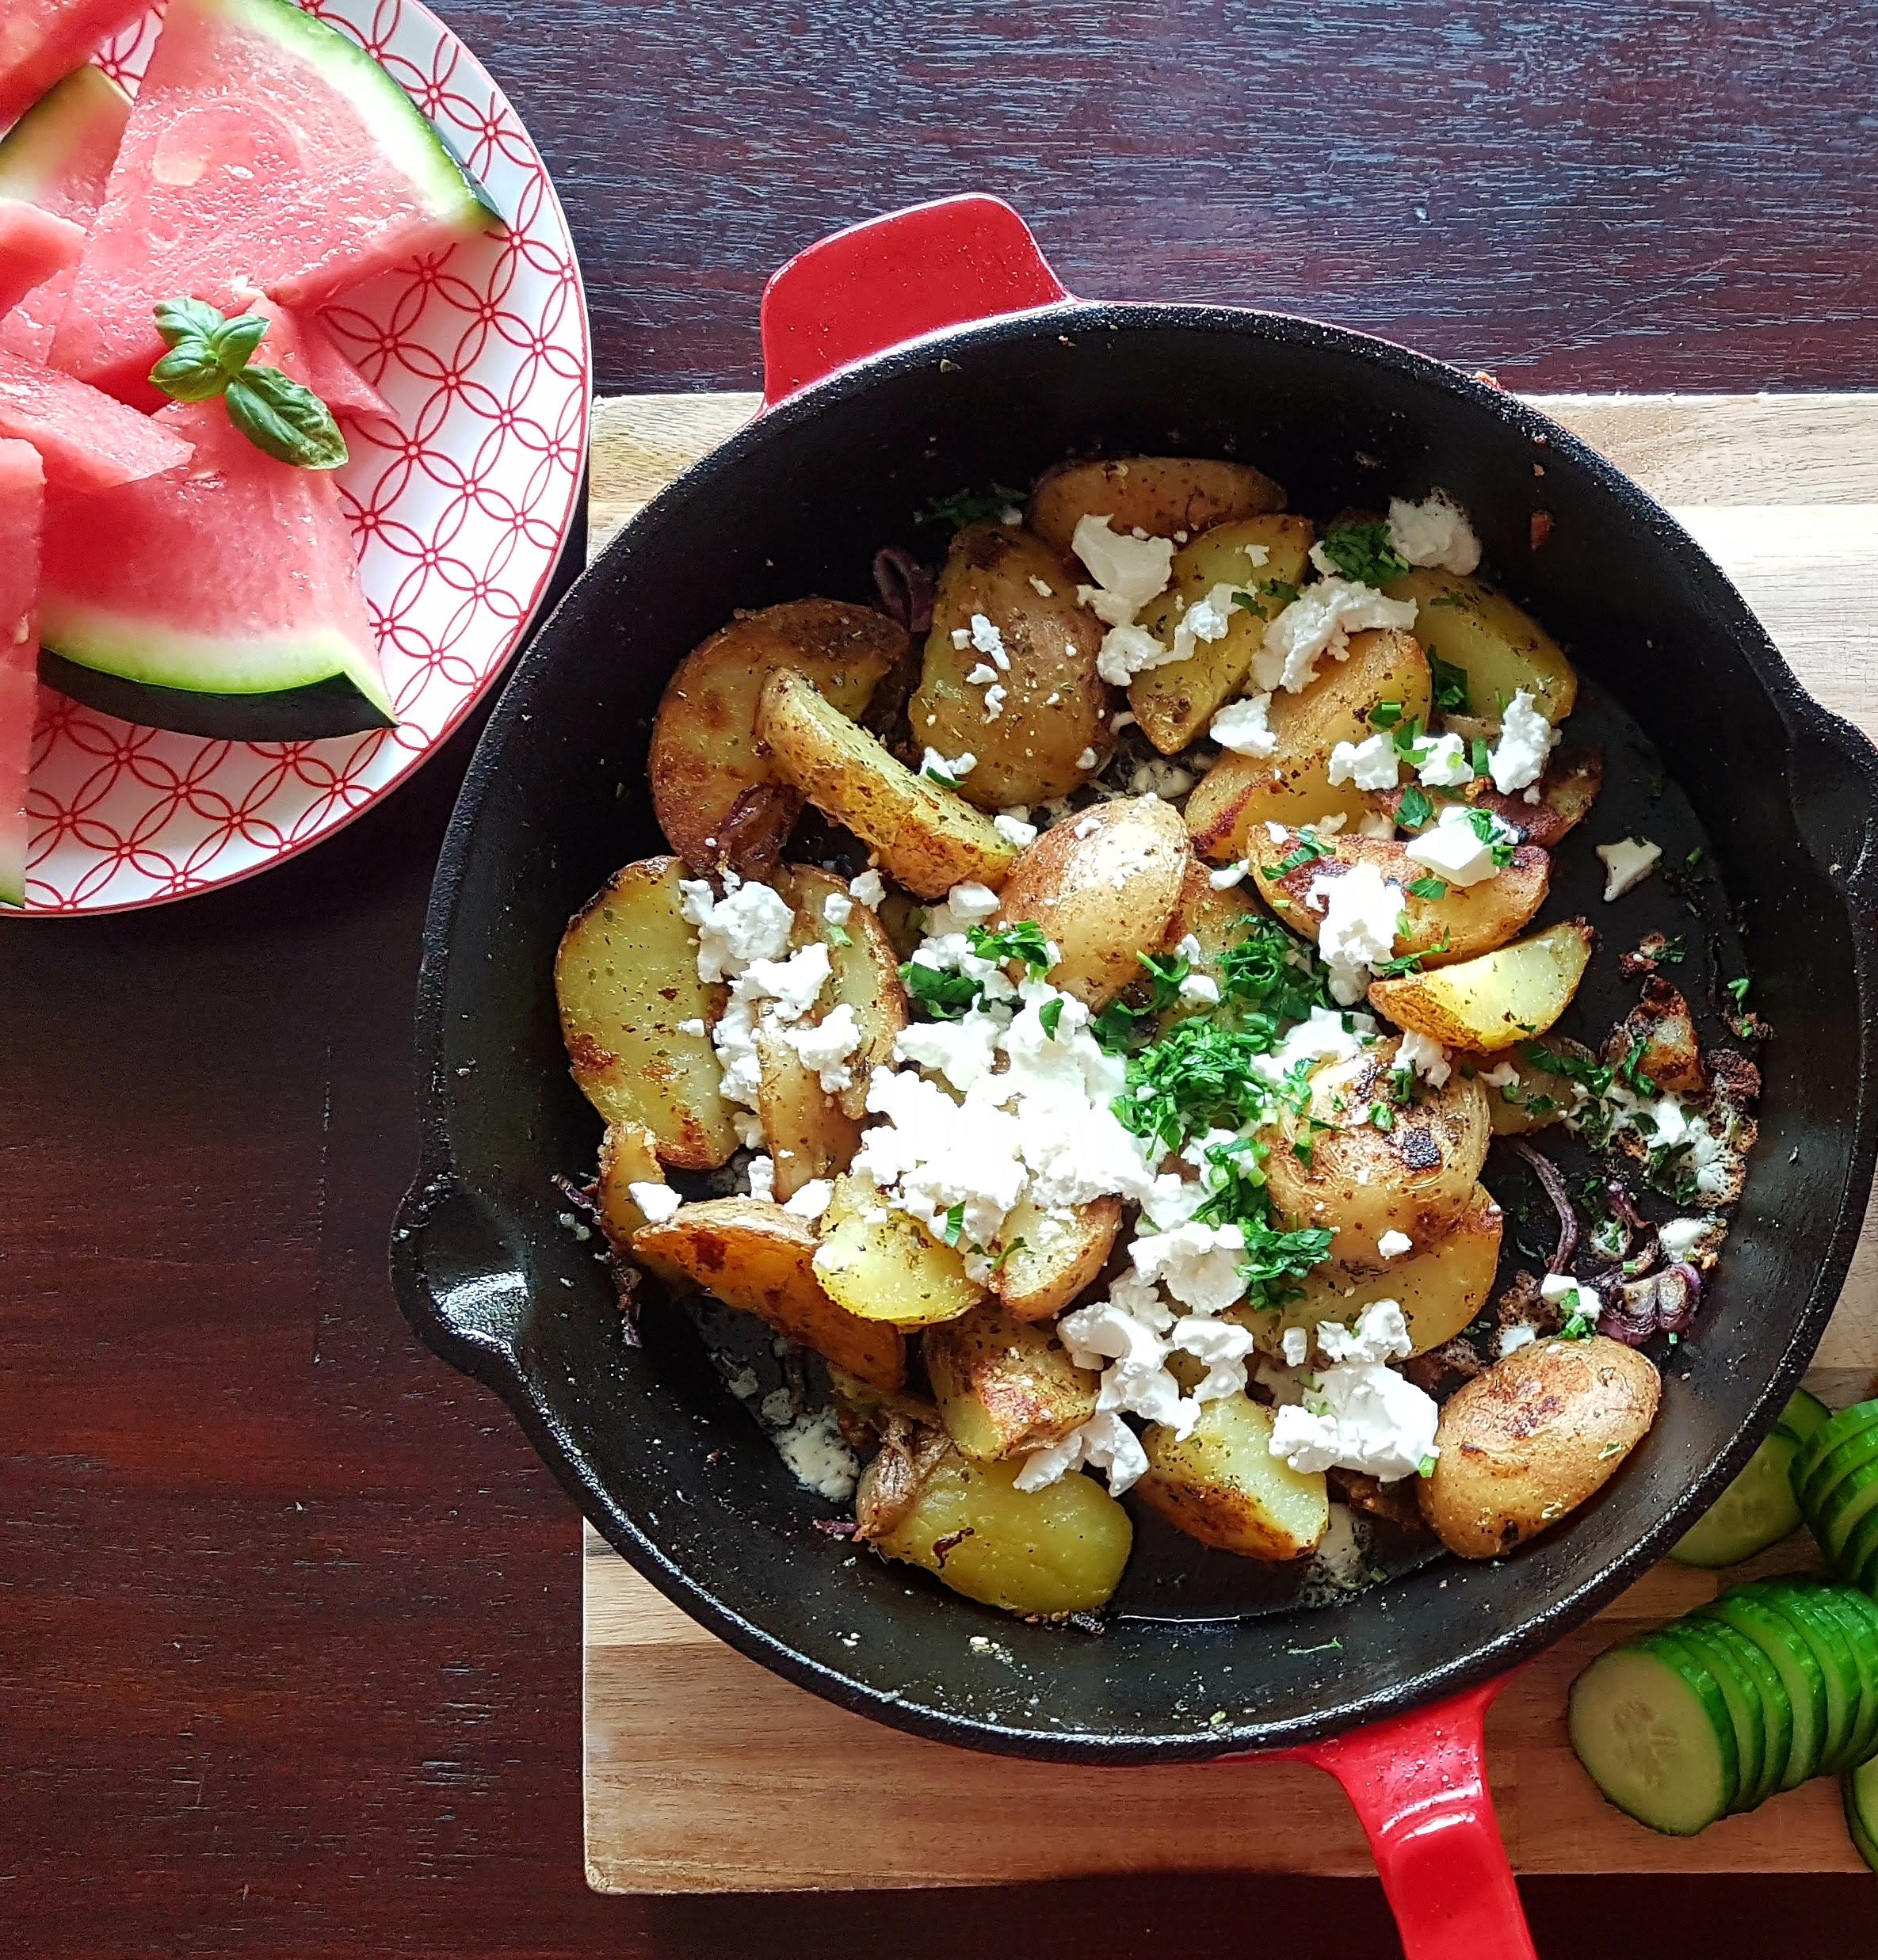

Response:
(40, 644), (395, 742)
(218, 0), (502, 231)
(0, 64), (130, 204)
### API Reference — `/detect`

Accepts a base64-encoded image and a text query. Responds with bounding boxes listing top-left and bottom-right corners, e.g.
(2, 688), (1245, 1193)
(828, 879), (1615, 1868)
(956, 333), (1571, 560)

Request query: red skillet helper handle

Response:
(1273, 1675), (1536, 1960)
(759, 193), (1071, 406)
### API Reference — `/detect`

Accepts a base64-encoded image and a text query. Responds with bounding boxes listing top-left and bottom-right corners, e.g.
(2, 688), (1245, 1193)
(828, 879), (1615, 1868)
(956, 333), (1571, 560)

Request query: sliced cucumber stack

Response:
(1794, 1398), (1878, 1589)
(1570, 1576), (1878, 1835)
(1671, 1388), (1830, 1568)
(1846, 1753), (1878, 1874)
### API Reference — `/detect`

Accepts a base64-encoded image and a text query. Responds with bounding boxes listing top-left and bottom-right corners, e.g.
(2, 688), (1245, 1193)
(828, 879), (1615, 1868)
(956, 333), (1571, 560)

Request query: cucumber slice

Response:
(1795, 1401), (1878, 1520)
(1686, 1615), (1794, 1810)
(1651, 1623), (1764, 1810)
(1569, 1643), (1738, 1834)
(1774, 1387), (1832, 1449)
(1846, 1754), (1878, 1873)
(1814, 1459), (1878, 1569)
(1698, 1591), (1828, 1788)
(1671, 1426), (1806, 1568)
(1751, 1582), (1861, 1771)
(1810, 1586), (1878, 1771)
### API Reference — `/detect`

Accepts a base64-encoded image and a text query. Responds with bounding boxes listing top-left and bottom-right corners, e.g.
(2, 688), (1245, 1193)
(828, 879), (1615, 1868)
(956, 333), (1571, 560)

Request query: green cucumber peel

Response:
(147, 298), (348, 471)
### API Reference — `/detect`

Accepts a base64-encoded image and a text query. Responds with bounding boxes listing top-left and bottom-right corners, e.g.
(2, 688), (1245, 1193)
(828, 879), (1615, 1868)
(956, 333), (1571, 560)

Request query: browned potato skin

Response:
(650, 600), (903, 875)
(987, 1195), (1122, 1320)
(1265, 1038), (1492, 1246)
(993, 795), (1192, 1006)
(1418, 1336), (1661, 1558)
(754, 1028), (862, 1199)
(1136, 1396), (1329, 1561)
(910, 523), (1109, 809)
(1368, 745), (1604, 852)
(1027, 455), (1286, 557)
(1185, 629), (1433, 864)
(594, 1123), (697, 1294)
(775, 865), (907, 1119)
(925, 1302), (1099, 1461)
(1605, 976), (1706, 1096)
(1251, 824), (1550, 967)
(636, 1197), (906, 1390)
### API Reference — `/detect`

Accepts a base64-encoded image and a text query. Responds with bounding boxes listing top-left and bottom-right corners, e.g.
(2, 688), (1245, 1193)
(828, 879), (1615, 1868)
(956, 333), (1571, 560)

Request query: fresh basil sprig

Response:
(148, 298), (348, 471)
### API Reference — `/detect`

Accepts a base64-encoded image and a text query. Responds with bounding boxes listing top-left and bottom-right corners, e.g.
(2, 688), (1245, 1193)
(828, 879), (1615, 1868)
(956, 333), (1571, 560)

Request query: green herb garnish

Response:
(1727, 976), (1751, 1006)
(1265, 833), (1335, 879)
(148, 298), (347, 470)
(1040, 997), (1064, 1040)
(1521, 1041), (1614, 1098)
(899, 960), (983, 1019)
(1465, 806), (1517, 867)
(1374, 932), (1449, 979)
(1233, 577), (1302, 620)
(1320, 520), (1410, 587)
(826, 923), (853, 948)
(914, 483), (1023, 530)
(1397, 784), (1434, 830)
(1407, 875), (1449, 901)
(968, 920), (1052, 974)
(941, 1203), (967, 1246)
(1428, 650), (1472, 713)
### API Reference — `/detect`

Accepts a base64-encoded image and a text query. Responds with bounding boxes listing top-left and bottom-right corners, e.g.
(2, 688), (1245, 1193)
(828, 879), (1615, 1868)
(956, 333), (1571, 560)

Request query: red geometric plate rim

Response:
(10, 0), (592, 917)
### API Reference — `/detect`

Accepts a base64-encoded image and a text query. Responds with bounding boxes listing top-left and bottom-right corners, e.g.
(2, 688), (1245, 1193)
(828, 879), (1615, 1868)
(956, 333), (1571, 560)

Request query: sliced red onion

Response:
(1656, 1262), (1703, 1333)
(1511, 1139), (1579, 1273)
(873, 547), (935, 636)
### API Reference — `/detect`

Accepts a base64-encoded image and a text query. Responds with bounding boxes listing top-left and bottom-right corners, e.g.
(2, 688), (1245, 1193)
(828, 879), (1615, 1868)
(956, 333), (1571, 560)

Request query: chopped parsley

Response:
(1521, 1041), (1613, 1098)
(1319, 520), (1410, 588)
(941, 1202), (967, 1246)
(1727, 975), (1751, 1006)
(1428, 650), (1472, 713)
(1234, 578), (1301, 620)
(1617, 1038), (1658, 1098)
(987, 1236), (1025, 1272)
(914, 483), (1023, 530)
(1369, 700), (1405, 730)
(825, 922), (853, 948)
(1368, 1100), (1395, 1132)
(1373, 932), (1449, 979)
(1265, 833), (1335, 879)
(1112, 1022), (1283, 1156)
(1217, 918), (1335, 1028)
(968, 919), (1052, 974)
(1397, 784), (1434, 830)
(1464, 806), (1517, 867)
(899, 959), (983, 1019)
(1189, 1134), (1334, 1308)
(1040, 997), (1064, 1040)
(1407, 875), (1449, 901)
(1468, 734), (1492, 780)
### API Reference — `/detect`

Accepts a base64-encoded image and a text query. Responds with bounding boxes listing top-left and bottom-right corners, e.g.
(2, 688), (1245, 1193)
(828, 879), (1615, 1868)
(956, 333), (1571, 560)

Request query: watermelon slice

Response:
(295, 307), (393, 426)
(52, 0), (498, 405)
(0, 0), (148, 133)
(0, 345), (191, 489)
(0, 193), (82, 313)
(0, 63), (132, 360)
(0, 437), (44, 908)
(38, 307), (392, 739)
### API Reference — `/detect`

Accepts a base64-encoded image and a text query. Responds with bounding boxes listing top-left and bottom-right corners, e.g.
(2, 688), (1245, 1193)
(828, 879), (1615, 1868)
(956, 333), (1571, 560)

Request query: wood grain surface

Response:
(6, 3), (1878, 1953)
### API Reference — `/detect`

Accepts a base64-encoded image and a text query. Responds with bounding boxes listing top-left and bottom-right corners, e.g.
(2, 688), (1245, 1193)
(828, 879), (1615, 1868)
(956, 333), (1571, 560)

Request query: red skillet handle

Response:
(760, 193), (1071, 407)
(1287, 1676), (1535, 1960)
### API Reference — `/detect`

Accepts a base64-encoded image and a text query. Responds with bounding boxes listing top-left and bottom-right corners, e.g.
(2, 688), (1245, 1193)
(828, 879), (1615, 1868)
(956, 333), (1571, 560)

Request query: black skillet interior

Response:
(392, 306), (1878, 1761)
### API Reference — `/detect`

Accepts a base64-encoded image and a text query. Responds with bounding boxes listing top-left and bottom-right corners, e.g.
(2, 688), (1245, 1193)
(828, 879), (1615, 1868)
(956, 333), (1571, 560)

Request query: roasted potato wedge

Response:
(1418, 1335), (1660, 1557)
(776, 865), (907, 1119)
(1028, 454), (1286, 557)
(910, 521), (1109, 809)
(992, 795), (1191, 1006)
(987, 1195), (1122, 1321)
(1137, 1395), (1330, 1561)
(635, 1198), (905, 1390)
(1265, 1038), (1491, 1247)
(650, 599), (903, 875)
(812, 1173), (984, 1328)
(1130, 515), (1315, 753)
(555, 856), (737, 1169)
(754, 1028), (861, 1199)
(756, 669), (1019, 898)
(1605, 976), (1705, 1096)
(926, 1302), (1100, 1461)
(594, 1123), (697, 1293)
(1185, 628), (1433, 864)
(862, 1447), (1133, 1615)
(1369, 921), (1593, 1051)
(1246, 1183), (1503, 1356)
(1382, 569), (1577, 726)
(1251, 824), (1550, 967)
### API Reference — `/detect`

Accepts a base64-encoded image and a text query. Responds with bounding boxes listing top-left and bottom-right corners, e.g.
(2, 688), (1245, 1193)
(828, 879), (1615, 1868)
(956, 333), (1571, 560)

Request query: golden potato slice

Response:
(1185, 628), (1433, 864)
(775, 865), (907, 1119)
(926, 1302), (1099, 1461)
(754, 1029), (861, 1200)
(1605, 975), (1705, 1096)
(1250, 823), (1550, 967)
(1265, 1038), (1491, 1247)
(1137, 1395), (1329, 1561)
(555, 856), (737, 1170)
(650, 599), (903, 875)
(1368, 921), (1594, 1051)
(1027, 454), (1286, 557)
(992, 795), (1191, 1006)
(1245, 1183), (1503, 1355)
(635, 1198), (905, 1390)
(1418, 1335), (1660, 1558)
(756, 669), (1018, 898)
(909, 522), (1109, 809)
(1382, 569), (1577, 726)
(812, 1173), (984, 1328)
(987, 1195), (1122, 1321)
(1130, 515), (1315, 753)
(593, 1123), (698, 1294)
(862, 1447), (1133, 1615)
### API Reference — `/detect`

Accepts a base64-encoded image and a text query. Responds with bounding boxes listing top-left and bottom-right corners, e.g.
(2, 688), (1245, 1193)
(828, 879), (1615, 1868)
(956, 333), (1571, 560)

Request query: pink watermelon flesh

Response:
(0, 345), (192, 490)
(39, 305), (390, 728)
(52, 0), (494, 405)
(0, 0), (149, 132)
(0, 437), (44, 907)
(230, 284), (396, 427)
(0, 63), (132, 360)
(0, 194), (82, 315)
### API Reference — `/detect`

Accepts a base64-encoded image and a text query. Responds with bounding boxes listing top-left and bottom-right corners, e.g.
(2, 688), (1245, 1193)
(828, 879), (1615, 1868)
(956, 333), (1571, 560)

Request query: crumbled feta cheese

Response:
(994, 811), (1039, 847)
(1269, 1302), (1439, 1481)
(1316, 1299), (1414, 1365)
(1209, 861), (1248, 889)
(676, 1017), (708, 1038)
(922, 748), (976, 785)
(968, 612), (1010, 669)
(773, 1407), (858, 1501)
(733, 1112), (765, 1149)
(1376, 1230), (1414, 1260)
(746, 1154), (777, 1202)
(1169, 582), (1239, 666)
(1488, 690), (1559, 794)
(1597, 836), (1663, 902)
(1112, 710), (1136, 731)
(983, 684), (1008, 719)
(1129, 758), (1195, 800)
(785, 1001), (864, 1092)
(1210, 692), (1279, 757)
(1014, 1409), (1150, 1497)
(1404, 803), (1513, 887)
(964, 662), (999, 687)
(1481, 1060), (1521, 1089)
(1242, 541), (1270, 567)
(1096, 621), (1177, 686)
(628, 1180), (681, 1225)
(1071, 515), (1174, 623)
(1540, 1272), (1593, 1317)
(950, 627), (971, 650)
(894, 1006), (1005, 1092)
(924, 880), (1002, 935)
(1029, 575), (1054, 597)
(1386, 492), (1482, 574)
(1308, 860), (1403, 1005)
(1414, 730), (1473, 788)
(1179, 972), (1220, 1007)
(1328, 730), (1402, 792)
(1498, 1324), (1538, 1358)
(1397, 1028), (1451, 1088)
(1130, 1219), (1250, 1314)
(1075, 746), (1101, 772)
(1658, 1216), (1712, 1260)
(849, 870), (885, 909)
(680, 873), (794, 982)
(1281, 1325), (1310, 1367)
(783, 1178), (835, 1222)
(1254, 580), (1419, 694)
(1171, 1314), (1259, 1404)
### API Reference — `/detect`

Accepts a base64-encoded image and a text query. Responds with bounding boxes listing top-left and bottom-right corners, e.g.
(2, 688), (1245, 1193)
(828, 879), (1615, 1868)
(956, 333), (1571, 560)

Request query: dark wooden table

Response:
(6, 2), (1876, 1952)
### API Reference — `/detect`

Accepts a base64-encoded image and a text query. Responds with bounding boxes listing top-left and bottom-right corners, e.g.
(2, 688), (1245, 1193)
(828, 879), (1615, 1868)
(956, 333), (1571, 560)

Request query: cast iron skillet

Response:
(391, 198), (1878, 1955)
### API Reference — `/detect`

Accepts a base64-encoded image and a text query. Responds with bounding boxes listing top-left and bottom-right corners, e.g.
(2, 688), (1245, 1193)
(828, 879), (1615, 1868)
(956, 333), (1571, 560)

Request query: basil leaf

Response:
(208, 311), (269, 376)
(150, 341), (235, 402)
(223, 366), (349, 471)
(154, 296), (226, 349)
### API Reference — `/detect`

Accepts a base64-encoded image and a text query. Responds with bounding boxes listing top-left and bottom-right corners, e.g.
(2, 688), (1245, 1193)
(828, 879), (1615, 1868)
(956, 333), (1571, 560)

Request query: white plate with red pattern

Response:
(12, 0), (590, 914)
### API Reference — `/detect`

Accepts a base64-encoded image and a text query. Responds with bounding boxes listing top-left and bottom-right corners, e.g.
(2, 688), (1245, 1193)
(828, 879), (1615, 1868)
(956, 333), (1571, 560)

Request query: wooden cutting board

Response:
(581, 390), (1878, 1892)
